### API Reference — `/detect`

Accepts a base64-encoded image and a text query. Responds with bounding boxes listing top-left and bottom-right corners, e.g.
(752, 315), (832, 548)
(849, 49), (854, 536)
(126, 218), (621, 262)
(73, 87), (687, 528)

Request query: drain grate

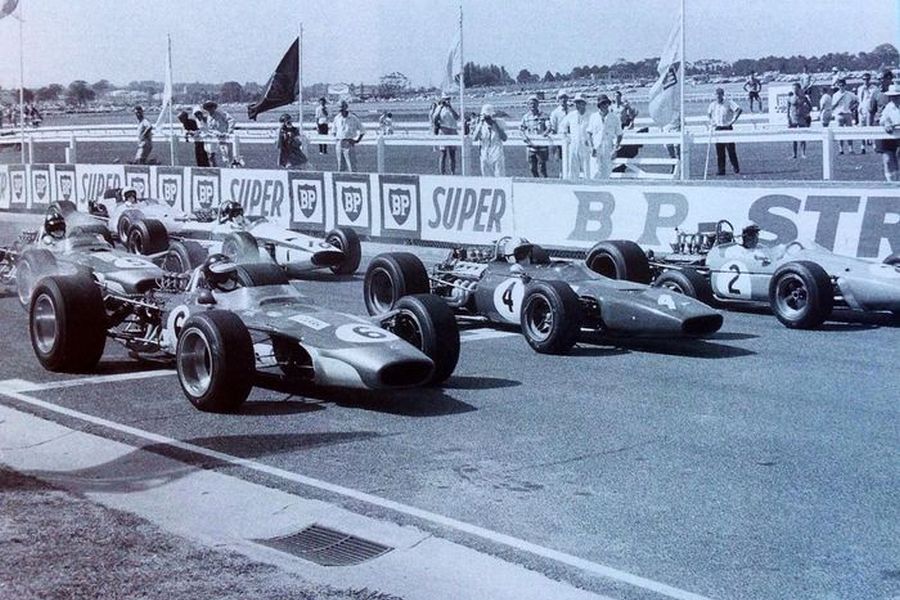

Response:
(256, 524), (393, 566)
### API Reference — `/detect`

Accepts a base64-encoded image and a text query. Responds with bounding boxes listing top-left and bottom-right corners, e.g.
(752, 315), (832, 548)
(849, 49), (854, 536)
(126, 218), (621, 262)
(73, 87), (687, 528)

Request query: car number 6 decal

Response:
(335, 323), (398, 343)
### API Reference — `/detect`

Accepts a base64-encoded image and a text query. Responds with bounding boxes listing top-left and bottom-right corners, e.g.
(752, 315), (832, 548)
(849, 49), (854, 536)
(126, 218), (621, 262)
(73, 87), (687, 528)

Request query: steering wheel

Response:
(715, 219), (735, 245)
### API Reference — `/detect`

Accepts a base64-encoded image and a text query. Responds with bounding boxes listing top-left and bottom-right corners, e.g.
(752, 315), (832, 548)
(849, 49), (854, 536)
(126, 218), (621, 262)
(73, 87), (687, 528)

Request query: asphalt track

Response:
(0, 227), (898, 600)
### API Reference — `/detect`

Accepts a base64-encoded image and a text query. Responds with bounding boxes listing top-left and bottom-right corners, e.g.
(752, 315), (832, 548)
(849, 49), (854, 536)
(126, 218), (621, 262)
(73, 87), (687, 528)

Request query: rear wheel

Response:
(585, 240), (651, 283)
(653, 269), (713, 304)
(127, 218), (169, 255)
(325, 227), (362, 275)
(29, 274), (106, 372)
(388, 294), (460, 384)
(16, 249), (57, 308)
(221, 231), (260, 263)
(363, 252), (429, 315)
(176, 310), (254, 413)
(520, 280), (582, 354)
(117, 209), (144, 244)
(768, 260), (833, 329)
(163, 240), (208, 273)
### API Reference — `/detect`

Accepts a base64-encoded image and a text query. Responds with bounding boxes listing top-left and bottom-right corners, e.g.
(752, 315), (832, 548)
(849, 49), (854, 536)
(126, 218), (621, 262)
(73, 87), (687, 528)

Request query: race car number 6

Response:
(335, 323), (398, 343)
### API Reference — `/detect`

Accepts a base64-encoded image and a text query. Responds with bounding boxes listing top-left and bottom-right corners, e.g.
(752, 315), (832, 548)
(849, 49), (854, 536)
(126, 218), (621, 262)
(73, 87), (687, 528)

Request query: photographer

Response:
(275, 113), (308, 169)
(473, 104), (508, 177)
(434, 94), (460, 175)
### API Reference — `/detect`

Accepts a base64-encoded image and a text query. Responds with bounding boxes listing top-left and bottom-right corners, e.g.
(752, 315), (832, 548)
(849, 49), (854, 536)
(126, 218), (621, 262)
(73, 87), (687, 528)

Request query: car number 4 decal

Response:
(492, 279), (525, 323)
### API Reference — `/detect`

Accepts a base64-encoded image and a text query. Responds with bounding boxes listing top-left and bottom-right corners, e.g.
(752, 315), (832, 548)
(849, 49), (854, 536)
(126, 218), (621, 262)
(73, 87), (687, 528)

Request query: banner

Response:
(54, 165), (76, 204)
(379, 174), (421, 239)
(441, 27), (462, 95)
(156, 167), (185, 211)
(419, 175), (513, 244)
(220, 168), (289, 219)
(190, 167), (221, 213)
(332, 173), (372, 234)
(248, 38), (299, 120)
(288, 171), (326, 231)
(75, 164), (125, 209)
(124, 165), (151, 200)
(30, 165), (52, 210)
(648, 13), (681, 127)
(8, 165), (27, 210)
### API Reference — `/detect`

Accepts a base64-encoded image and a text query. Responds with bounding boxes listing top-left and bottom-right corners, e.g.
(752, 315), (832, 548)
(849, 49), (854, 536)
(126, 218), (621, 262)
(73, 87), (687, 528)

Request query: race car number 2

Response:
(493, 278), (525, 323)
(334, 323), (398, 344)
(712, 260), (752, 299)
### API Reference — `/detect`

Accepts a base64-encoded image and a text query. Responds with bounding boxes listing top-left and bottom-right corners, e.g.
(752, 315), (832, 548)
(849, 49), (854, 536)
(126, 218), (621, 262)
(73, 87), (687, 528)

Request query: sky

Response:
(0, 0), (897, 89)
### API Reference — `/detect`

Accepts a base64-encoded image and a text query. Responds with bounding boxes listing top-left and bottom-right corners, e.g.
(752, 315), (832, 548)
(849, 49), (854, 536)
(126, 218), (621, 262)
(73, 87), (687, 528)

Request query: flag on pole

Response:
(0, 0), (19, 19)
(248, 38), (299, 121)
(648, 14), (682, 127)
(441, 27), (462, 94)
(154, 36), (173, 130)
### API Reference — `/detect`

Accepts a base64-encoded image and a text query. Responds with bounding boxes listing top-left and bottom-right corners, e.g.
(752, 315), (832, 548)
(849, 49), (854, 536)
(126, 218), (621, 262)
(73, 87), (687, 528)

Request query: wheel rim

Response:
(178, 328), (213, 398)
(16, 262), (33, 305)
(390, 310), (423, 350)
(368, 267), (395, 313)
(660, 280), (686, 294)
(118, 218), (130, 243)
(775, 274), (809, 318)
(32, 293), (58, 354)
(163, 251), (184, 273)
(523, 295), (553, 342)
(326, 234), (343, 251)
(129, 231), (143, 254)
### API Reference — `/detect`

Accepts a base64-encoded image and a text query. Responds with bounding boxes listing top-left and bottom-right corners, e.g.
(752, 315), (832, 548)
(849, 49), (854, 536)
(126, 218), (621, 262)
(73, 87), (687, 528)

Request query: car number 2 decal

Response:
(713, 260), (752, 299)
(492, 278), (525, 323)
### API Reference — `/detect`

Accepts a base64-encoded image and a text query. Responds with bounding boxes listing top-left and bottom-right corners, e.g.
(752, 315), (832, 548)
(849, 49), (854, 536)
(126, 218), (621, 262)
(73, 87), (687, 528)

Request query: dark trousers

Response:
(715, 125), (739, 174)
(194, 142), (210, 167)
(317, 123), (329, 154)
(440, 146), (457, 175)
(527, 148), (548, 177)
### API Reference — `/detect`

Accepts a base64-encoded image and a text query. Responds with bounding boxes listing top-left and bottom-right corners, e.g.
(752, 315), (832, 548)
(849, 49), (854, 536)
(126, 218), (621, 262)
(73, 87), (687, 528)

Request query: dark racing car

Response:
(363, 237), (723, 354)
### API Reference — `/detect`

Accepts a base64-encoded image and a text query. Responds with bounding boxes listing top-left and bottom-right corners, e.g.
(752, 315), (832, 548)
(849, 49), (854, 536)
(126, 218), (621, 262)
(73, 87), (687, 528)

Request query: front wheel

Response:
(768, 261), (833, 329)
(221, 231), (260, 263)
(176, 310), (254, 412)
(653, 269), (713, 304)
(117, 209), (144, 244)
(388, 294), (460, 384)
(363, 252), (429, 315)
(325, 227), (362, 275)
(163, 240), (209, 273)
(585, 240), (651, 284)
(16, 249), (57, 308)
(520, 280), (582, 354)
(127, 219), (169, 255)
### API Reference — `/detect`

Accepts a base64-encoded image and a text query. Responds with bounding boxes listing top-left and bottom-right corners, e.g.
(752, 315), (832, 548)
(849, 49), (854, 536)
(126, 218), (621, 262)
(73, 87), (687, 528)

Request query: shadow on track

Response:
(581, 332), (756, 359)
(443, 375), (521, 390)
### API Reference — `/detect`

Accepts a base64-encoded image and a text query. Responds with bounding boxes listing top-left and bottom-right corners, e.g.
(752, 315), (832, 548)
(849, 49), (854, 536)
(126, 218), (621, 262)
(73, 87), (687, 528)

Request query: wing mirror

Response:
(197, 289), (217, 305)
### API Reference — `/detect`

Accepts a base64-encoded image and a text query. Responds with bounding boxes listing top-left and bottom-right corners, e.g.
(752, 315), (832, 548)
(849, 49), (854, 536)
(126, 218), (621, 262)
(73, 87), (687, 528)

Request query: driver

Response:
(501, 237), (534, 264)
(218, 200), (245, 225)
(122, 186), (138, 204)
(43, 211), (66, 241)
(741, 224), (760, 249)
(201, 253), (240, 291)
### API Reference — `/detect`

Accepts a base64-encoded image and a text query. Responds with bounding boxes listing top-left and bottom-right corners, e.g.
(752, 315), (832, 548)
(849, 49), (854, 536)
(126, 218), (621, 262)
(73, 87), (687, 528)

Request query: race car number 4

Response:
(492, 278), (525, 323)
(713, 260), (752, 299)
(334, 323), (398, 343)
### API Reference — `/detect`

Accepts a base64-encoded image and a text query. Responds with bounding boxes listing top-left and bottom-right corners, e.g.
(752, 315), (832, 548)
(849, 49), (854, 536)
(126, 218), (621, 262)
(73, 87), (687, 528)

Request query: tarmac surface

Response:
(0, 220), (898, 600)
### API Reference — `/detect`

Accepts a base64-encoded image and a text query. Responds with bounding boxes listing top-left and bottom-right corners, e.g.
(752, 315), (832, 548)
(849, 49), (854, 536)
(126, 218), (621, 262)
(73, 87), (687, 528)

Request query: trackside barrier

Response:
(0, 164), (897, 260)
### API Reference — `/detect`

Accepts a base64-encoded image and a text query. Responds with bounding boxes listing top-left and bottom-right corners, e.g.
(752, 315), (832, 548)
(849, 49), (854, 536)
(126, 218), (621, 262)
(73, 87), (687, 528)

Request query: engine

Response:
(433, 254), (489, 310)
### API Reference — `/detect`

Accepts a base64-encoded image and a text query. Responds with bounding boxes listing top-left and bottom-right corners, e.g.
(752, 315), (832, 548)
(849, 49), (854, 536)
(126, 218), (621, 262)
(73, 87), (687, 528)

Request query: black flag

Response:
(247, 38), (299, 121)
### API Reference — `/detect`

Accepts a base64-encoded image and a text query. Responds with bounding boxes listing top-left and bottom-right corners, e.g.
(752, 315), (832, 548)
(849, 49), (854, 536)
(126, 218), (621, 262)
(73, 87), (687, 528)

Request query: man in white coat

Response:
(560, 93), (591, 179)
(587, 94), (623, 179)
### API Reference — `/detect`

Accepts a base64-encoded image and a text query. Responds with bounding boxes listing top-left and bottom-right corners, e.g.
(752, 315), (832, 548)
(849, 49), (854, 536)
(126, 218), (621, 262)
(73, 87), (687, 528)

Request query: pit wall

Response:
(0, 164), (897, 260)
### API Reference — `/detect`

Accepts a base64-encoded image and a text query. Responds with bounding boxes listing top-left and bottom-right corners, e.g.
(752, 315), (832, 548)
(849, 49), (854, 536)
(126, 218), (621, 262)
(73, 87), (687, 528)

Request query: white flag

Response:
(441, 27), (462, 94)
(154, 36), (173, 130)
(648, 14), (681, 127)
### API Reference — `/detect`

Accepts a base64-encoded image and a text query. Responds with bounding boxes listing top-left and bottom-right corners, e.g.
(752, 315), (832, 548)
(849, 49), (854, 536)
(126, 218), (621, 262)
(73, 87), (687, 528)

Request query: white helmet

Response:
(502, 237), (533, 263)
(121, 186), (138, 203)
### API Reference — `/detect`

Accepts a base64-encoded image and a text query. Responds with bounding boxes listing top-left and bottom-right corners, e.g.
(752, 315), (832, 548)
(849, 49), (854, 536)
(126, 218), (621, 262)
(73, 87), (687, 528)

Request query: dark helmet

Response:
(279, 113), (293, 123)
(44, 211), (66, 239)
(218, 200), (244, 223)
(742, 224), (761, 248)
(202, 253), (238, 289)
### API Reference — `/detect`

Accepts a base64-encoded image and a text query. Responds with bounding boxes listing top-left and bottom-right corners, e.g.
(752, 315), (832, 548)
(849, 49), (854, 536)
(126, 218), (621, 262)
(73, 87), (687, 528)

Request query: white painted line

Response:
(0, 382), (714, 600)
(460, 328), (519, 343)
(14, 370), (175, 392)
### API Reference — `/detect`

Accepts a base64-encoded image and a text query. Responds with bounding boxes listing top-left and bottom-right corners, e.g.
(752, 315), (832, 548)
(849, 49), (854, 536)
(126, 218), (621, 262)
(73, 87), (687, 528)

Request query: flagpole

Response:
(18, 4), (25, 164)
(458, 4), (467, 176)
(167, 34), (175, 166)
(297, 24), (303, 129)
(679, 0), (686, 180)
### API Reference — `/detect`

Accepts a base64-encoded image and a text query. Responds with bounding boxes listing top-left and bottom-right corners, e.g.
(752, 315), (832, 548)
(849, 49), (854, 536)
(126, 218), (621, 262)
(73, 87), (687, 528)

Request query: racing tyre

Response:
(884, 253), (900, 267)
(127, 219), (169, 255)
(390, 294), (460, 385)
(176, 310), (254, 413)
(16, 249), (57, 308)
(363, 253), (429, 315)
(653, 269), (713, 304)
(768, 261), (833, 329)
(163, 241), (208, 273)
(520, 280), (582, 354)
(52, 200), (77, 218)
(325, 226), (362, 275)
(585, 240), (651, 284)
(221, 231), (260, 263)
(29, 274), (106, 372)
(117, 209), (144, 244)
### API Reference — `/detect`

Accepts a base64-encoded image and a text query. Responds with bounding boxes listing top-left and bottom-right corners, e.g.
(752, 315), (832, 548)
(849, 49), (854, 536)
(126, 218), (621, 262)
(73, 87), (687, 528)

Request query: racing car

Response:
(28, 253), (461, 413)
(362, 237), (723, 355)
(91, 188), (362, 276)
(643, 220), (900, 328)
(6, 201), (163, 308)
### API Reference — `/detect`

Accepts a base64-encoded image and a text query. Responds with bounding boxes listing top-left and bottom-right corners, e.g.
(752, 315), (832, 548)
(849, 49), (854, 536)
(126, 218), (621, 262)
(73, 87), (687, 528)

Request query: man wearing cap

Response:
(548, 90), (570, 176)
(473, 104), (507, 177)
(587, 94), (623, 179)
(520, 96), (549, 177)
(876, 83), (900, 181)
(707, 88), (742, 176)
(434, 94), (460, 175)
(202, 101), (237, 167)
(332, 100), (365, 173)
(132, 105), (153, 165)
(560, 93), (591, 179)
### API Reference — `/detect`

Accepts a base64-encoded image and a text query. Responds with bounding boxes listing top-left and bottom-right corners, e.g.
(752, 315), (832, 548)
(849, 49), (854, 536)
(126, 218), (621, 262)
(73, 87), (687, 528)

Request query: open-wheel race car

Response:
(27, 253), (461, 412)
(644, 220), (900, 328)
(5, 200), (163, 308)
(91, 188), (361, 276)
(362, 237), (723, 355)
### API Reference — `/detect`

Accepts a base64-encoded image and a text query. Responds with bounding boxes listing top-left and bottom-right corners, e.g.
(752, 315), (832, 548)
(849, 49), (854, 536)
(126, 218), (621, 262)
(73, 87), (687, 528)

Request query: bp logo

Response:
(161, 178), (178, 207)
(59, 174), (73, 201)
(340, 186), (363, 222)
(387, 187), (412, 226)
(130, 177), (147, 197)
(296, 183), (317, 219)
(11, 173), (24, 201)
(34, 173), (48, 201)
(196, 180), (215, 209)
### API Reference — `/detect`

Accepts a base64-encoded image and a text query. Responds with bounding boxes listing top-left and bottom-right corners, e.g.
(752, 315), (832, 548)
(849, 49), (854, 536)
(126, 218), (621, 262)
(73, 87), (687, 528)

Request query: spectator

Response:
(132, 105), (153, 165)
(548, 89), (571, 176)
(857, 72), (877, 150)
(520, 95), (549, 177)
(27, 104), (42, 127)
(876, 82), (900, 181)
(799, 65), (813, 96)
(587, 94), (623, 179)
(872, 69), (896, 125)
(787, 82), (812, 159)
(473, 103), (507, 177)
(663, 111), (681, 160)
(819, 85), (834, 127)
(202, 101), (237, 166)
(831, 79), (859, 154)
(332, 100), (364, 172)
(276, 113), (308, 169)
(707, 87), (742, 176)
(830, 66), (843, 87)
(177, 110), (210, 167)
(315, 97), (329, 155)
(743, 72), (763, 112)
(433, 94), (460, 175)
(611, 90), (638, 129)
(560, 93), (591, 179)
(378, 111), (394, 135)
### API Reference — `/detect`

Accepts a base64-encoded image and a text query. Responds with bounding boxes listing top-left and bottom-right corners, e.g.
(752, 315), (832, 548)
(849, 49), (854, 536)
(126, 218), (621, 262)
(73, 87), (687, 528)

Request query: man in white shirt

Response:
(315, 97), (329, 155)
(473, 104), (507, 177)
(560, 93), (591, 179)
(202, 101), (237, 167)
(132, 105), (153, 165)
(587, 94), (623, 179)
(707, 87), (742, 176)
(434, 94), (460, 175)
(831, 79), (859, 154)
(332, 100), (365, 173)
(548, 89), (570, 177)
(799, 65), (813, 96)
(856, 73), (876, 152)
(877, 84), (900, 181)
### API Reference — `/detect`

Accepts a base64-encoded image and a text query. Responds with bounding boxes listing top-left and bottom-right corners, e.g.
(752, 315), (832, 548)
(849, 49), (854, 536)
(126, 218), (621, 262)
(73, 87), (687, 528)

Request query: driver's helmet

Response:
(741, 224), (761, 249)
(44, 211), (66, 239)
(122, 185), (138, 204)
(218, 200), (244, 224)
(502, 237), (534, 263)
(202, 253), (239, 290)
